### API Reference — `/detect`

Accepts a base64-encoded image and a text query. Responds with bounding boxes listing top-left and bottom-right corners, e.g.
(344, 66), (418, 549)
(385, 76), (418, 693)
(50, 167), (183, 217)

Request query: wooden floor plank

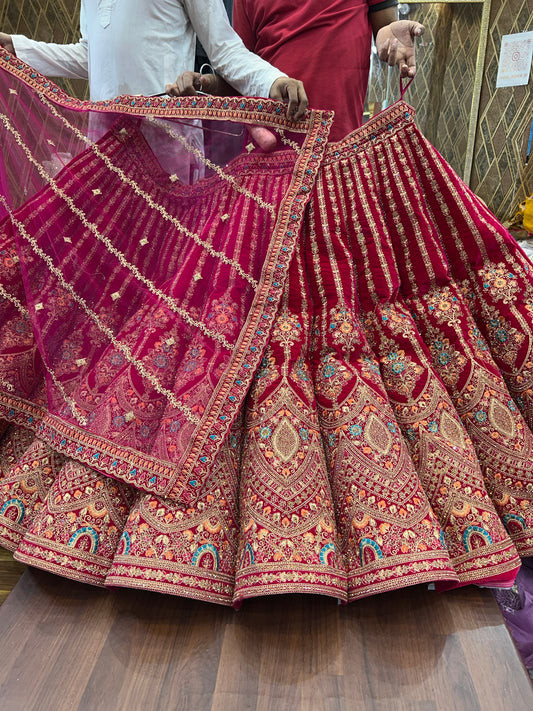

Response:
(0, 548), (25, 606)
(0, 570), (531, 711)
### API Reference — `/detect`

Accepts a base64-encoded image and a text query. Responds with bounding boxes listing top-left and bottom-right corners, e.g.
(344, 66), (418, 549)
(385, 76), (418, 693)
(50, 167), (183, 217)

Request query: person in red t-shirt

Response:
(231, 0), (424, 141)
(170, 2), (423, 141)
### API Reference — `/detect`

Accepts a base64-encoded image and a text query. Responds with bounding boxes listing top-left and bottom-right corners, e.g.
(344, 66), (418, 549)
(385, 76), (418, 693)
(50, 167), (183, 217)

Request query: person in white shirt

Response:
(0, 0), (307, 119)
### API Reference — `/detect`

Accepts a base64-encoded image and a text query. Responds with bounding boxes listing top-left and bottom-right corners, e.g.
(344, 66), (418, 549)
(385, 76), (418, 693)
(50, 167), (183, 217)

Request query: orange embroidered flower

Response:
(88, 503), (108, 518)
(204, 519), (222, 534)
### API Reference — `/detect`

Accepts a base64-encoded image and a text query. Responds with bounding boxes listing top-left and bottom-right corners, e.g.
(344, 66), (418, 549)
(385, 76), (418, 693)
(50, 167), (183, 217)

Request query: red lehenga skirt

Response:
(0, 54), (531, 606)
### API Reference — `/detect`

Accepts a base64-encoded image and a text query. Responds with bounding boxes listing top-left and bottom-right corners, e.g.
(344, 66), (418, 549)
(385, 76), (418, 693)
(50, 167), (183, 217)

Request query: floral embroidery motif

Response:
(480, 264), (520, 304)
(328, 306), (363, 354)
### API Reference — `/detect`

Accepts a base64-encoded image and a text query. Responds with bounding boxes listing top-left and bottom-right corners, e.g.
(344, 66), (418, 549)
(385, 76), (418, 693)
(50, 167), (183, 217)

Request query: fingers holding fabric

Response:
(269, 77), (308, 120)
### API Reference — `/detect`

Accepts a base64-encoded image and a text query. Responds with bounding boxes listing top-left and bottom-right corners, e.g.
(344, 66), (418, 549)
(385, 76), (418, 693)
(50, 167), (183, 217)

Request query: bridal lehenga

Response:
(0, 52), (531, 606)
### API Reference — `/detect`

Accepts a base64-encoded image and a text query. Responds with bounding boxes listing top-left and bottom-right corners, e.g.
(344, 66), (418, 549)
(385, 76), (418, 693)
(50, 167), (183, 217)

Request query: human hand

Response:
(375, 20), (425, 78)
(269, 77), (308, 120)
(165, 72), (235, 97)
(0, 33), (15, 54)
(164, 72), (278, 152)
(248, 126), (277, 152)
(166, 71), (205, 96)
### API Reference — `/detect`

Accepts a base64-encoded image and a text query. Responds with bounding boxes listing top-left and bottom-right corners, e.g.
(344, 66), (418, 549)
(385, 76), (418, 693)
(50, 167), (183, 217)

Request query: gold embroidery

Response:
(0, 194), (200, 425)
(488, 397), (516, 439)
(271, 416), (300, 463)
(275, 128), (301, 153)
(146, 115), (277, 216)
(364, 413), (393, 456)
(34, 99), (265, 286)
(0, 113), (238, 351)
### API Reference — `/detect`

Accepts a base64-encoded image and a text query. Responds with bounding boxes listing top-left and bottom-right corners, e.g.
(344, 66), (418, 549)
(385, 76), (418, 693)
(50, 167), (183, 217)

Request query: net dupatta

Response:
(0, 51), (333, 503)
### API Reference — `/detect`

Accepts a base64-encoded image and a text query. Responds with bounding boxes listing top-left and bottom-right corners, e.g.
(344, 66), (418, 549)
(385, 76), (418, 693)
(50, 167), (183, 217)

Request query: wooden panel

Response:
(0, 570), (531, 710)
(0, 0), (88, 99)
(471, 0), (533, 221)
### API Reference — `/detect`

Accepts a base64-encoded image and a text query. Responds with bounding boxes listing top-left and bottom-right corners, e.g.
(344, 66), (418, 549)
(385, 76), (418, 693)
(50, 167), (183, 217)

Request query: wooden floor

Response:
(0, 568), (531, 711)
(0, 547), (25, 605)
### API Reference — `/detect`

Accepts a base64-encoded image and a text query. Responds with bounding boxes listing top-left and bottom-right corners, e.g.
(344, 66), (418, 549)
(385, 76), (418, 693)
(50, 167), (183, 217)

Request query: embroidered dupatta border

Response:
(0, 52), (334, 502)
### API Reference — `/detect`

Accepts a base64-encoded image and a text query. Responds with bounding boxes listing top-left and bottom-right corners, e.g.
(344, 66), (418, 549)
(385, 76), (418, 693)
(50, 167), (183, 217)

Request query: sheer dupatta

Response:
(0, 51), (332, 504)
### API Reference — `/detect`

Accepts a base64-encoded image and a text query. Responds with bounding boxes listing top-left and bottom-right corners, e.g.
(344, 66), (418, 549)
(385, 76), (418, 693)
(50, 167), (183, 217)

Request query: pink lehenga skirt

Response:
(0, 54), (530, 606)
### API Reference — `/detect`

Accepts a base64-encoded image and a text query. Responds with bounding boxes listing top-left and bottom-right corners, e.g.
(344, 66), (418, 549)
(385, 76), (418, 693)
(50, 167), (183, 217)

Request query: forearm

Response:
(11, 35), (89, 80)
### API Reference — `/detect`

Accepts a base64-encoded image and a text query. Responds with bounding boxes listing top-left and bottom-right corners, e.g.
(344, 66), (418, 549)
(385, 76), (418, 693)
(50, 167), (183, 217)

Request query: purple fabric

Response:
(495, 558), (533, 668)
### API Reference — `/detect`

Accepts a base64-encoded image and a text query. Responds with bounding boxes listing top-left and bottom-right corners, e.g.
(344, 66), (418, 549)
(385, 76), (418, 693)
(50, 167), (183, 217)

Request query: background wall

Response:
(0, 0), (531, 220)
(0, 0), (86, 97)
(368, 0), (532, 221)
(471, 0), (532, 223)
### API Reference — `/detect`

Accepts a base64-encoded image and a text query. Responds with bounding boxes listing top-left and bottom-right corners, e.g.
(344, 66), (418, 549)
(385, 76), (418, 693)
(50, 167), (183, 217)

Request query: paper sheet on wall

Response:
(496, 31), (533, 88)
